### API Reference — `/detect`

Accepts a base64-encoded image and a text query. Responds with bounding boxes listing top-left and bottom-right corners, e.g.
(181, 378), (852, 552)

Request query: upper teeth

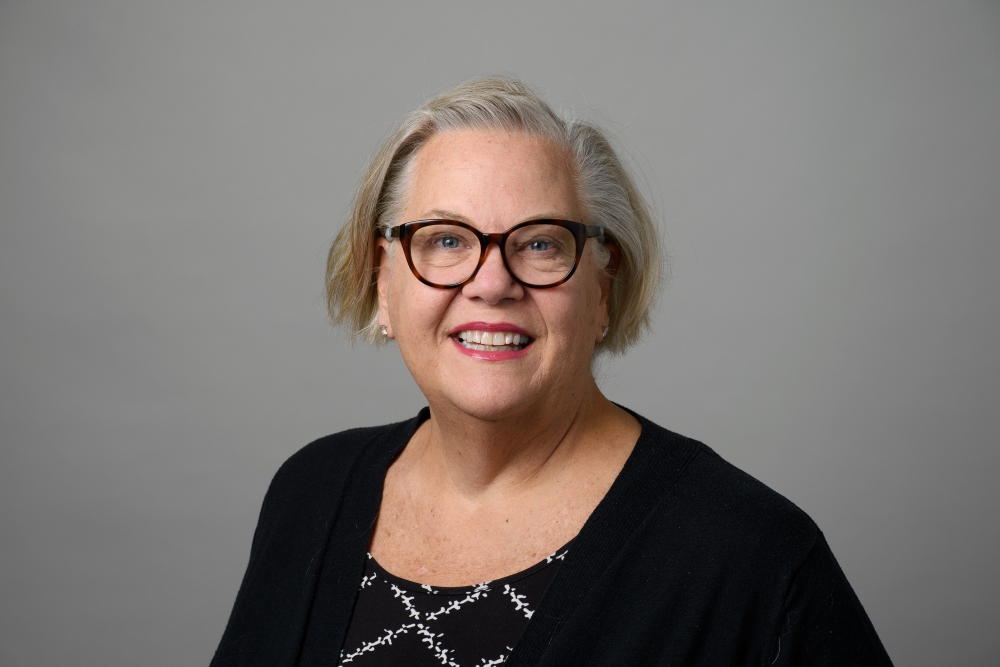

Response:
(457, 330), (529, 347)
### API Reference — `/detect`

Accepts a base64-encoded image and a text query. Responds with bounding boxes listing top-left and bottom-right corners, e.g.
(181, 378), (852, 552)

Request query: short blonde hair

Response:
(326, 75), (661, 354)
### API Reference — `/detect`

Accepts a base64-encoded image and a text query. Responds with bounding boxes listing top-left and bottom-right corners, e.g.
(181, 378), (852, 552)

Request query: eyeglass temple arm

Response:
(587, 225), (605, 243)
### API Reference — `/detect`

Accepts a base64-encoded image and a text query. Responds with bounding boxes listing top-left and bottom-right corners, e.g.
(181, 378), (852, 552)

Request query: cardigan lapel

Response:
(504, 412), (702, 667)
(295, 410), (427, 666)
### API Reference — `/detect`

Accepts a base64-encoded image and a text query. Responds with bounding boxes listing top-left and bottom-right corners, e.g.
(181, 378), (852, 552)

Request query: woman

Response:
(211, 77), (892, 666)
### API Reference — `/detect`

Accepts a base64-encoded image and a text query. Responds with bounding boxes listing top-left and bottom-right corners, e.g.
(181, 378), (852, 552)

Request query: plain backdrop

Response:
(1, 1), (998, 665)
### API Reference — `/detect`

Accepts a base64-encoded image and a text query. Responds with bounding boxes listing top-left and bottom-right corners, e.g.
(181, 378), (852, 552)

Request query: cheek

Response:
(388, 268), (450, 341)
(569, 271), (605, 323)
(538, 282), (602, 340)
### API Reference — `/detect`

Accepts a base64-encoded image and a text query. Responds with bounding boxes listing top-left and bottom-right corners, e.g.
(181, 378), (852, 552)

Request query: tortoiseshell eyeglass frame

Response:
(378, 219), (606, 289)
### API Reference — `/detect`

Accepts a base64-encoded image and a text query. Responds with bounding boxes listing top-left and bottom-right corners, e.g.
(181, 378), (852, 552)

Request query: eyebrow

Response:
(425, 209), (472, 223)
(420, 209), (574, 226)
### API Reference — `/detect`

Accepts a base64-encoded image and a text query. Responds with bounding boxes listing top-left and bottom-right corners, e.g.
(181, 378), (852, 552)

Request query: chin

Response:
(442, 389), (536, 423)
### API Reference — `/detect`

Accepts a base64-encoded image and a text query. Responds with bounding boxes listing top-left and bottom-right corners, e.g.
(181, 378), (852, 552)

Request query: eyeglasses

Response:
(380, 219), (605, 289)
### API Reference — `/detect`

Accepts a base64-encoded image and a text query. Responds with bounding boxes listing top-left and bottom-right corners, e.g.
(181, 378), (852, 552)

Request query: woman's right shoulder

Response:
(264, 415), (420, 506)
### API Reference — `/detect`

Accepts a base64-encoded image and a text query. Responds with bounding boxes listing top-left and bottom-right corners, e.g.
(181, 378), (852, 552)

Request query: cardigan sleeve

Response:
(209, 420), (412, 667)
(209, 463), (320, 667)
(209, 432), (366, 667)
(768, 533), (894, 667)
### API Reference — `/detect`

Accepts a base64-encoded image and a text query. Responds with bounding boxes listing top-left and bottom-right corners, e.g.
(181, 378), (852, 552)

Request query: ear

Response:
(596, 240), (620, 341)
(375, 237), (395, 338)
(598, 240), (620, 309)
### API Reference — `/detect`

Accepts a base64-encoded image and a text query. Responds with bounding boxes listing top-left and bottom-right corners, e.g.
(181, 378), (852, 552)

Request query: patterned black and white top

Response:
(338, 543), (572, 666)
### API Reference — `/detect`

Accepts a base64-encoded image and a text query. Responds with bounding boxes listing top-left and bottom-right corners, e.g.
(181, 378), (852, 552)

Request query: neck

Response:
(413, 377), (615, 496)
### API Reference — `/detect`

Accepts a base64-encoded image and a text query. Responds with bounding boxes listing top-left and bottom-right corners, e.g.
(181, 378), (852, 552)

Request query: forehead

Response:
(404, 129), (582, 227)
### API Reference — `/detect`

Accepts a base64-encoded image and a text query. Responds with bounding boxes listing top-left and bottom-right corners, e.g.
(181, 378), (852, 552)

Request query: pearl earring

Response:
(380, 325), (388, 336)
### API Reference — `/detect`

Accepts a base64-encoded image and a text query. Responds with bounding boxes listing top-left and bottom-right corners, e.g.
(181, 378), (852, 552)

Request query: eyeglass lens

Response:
(409, 223), (578, 286)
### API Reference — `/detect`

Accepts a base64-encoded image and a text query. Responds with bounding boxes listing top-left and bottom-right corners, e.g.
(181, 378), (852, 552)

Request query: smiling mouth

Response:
(454, 329), (533, 352)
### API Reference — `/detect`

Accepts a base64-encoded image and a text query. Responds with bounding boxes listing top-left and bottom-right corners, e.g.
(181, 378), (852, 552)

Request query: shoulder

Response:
(632, 413), (820, 564)
(258, 413), (421, 525)
(270, 421), (400, 488)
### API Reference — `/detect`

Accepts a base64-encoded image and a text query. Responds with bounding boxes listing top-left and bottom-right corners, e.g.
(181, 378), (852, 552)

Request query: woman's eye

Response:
(524, 237), (560, 252)
(436, 236), (461, 249)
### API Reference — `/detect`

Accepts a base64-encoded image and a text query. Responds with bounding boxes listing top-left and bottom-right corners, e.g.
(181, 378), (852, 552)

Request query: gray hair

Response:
(326, 75), (661, 354)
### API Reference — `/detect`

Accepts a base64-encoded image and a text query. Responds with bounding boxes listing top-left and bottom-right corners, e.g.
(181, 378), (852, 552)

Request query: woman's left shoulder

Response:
(629, 413), (821, 558)
(554, 414), (892, 666)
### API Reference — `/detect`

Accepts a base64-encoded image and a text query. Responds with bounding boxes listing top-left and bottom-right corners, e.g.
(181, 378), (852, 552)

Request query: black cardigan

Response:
(210, 408), (893, 666)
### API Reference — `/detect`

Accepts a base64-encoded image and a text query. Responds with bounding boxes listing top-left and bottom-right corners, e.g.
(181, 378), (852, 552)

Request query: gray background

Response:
(1, 1), (997, 665)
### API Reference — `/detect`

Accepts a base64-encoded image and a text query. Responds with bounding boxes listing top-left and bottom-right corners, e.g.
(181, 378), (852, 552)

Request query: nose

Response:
(461, 242), (524, 304)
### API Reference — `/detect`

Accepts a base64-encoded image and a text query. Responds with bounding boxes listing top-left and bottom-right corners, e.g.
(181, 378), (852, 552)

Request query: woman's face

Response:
(377, 129), (613, 422)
